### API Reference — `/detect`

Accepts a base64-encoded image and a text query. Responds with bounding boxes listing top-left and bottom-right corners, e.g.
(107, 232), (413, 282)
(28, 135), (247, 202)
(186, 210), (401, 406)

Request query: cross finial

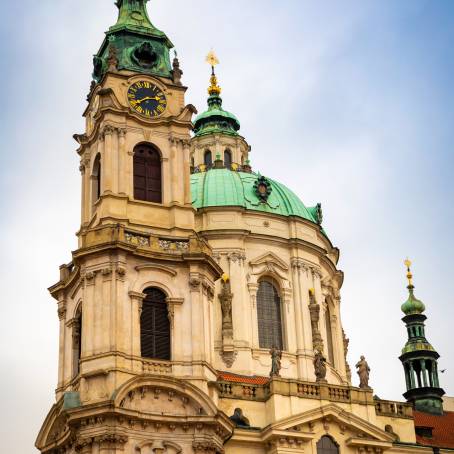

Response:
(206, 49), (220, 74)
(404, 258), (413, 287)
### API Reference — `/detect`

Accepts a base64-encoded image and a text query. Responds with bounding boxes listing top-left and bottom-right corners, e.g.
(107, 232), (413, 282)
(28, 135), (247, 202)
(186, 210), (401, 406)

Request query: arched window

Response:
(224, 149), (232, 168)
(204, 150), (212, 167)
(134, 143), (162, 203)
(92, 154), (101, 206)
(317, 436), (339, 454)
(141, 288), (171, 360)
(325, 304), (335, 365)
(257, 280), (283, 350)
(72, 307), (82, 378)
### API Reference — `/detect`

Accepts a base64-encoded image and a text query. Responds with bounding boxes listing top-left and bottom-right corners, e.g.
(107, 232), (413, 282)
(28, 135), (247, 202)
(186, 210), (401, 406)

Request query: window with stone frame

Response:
(317, 436), (339, 454)
(133, 143), (162, 203)
(257, 279), (284, 350)
(141, 288), (171, 360)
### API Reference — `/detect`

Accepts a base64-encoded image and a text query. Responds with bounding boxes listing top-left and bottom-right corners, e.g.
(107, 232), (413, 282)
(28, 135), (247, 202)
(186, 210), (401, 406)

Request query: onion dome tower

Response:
(92, 0), (174, 81)
(399, 259), (445, 415)
(193, 52), (241, 138)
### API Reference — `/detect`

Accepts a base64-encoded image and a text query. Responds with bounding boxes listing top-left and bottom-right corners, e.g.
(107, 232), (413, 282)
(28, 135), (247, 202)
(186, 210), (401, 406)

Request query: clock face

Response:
(128, 81), (167, 118)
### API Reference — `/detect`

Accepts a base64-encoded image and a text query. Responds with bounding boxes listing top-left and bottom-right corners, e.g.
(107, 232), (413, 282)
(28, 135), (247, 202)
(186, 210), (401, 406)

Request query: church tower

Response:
(36, 2), (233, 453)
(399, 260), (445, 415)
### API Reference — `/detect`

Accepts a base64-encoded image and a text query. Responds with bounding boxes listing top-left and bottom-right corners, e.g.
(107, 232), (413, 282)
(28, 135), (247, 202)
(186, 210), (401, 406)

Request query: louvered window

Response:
(317, 436), (339, 454)
(204, 150), (212, 167)
(257, 280), (283, 350)
(140, 288), (170, 360)
(134, 144), (162, 203)
(224, 149), (232, 168)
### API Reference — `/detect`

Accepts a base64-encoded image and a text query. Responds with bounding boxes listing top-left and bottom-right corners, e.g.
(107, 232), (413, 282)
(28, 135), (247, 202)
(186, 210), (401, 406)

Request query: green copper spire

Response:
(398, 259), (445, 415)
(92, 0), (173, 82)
(193, 51), (241, 137)
(401, 259), (426, 315)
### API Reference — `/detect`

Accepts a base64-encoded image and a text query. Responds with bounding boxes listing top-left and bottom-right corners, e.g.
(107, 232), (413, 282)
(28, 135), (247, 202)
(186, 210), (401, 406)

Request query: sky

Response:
(0, 0), (453, 452)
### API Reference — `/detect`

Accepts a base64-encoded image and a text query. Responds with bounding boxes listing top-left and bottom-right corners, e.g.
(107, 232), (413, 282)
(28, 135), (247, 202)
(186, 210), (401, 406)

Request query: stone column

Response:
(190, 273), (204, 361)
(183, 139), (192, 205)
(80, 158), (88, 224)
(82, 271), (96, 357)
(102, 125), (115, 193)
(118, 128), (127, 195)
(167, 297), (184, 362)
(57, 301), (67, 390)
(248, 283), (259, 348)
(111, 128), (119, 194)
(129, 291), (146, 357)
(169, 137), (179, 203)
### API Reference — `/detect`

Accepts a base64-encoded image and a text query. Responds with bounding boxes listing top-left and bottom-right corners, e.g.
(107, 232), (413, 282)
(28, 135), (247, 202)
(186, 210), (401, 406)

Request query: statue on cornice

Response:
(270, 347), (282, 377)
(356, 355), (371, 389)
(314, 350), (327, 382)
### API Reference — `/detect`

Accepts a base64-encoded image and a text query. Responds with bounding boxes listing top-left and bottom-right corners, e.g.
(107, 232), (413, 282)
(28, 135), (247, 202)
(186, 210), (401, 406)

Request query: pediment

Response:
(249, 252), (289, 272)
(269, 403), (395, 444)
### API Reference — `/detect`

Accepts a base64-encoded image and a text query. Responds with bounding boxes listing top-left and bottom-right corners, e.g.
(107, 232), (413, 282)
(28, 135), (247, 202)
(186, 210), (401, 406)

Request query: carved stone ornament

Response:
(125, 231), (150, 247)
(343, 329), (352, 381)
(253, 175), (272, 202)
(308, 289), (324, 352)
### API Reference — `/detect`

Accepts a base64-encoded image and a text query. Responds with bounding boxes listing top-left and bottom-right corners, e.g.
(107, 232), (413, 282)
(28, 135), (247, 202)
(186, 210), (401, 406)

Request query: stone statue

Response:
(219, 275), (233, 330)
(172, 51), (183, 86)
(107, 42), (119, 72)
(229, 408), (250, 428)
(270, 347), (282, 377)
(356, 355), (371, 389)
(313, 350), (327, 382)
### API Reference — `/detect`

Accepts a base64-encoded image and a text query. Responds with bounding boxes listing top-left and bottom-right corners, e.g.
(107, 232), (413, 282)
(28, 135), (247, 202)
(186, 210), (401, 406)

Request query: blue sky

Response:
(1, 1), (453, 452)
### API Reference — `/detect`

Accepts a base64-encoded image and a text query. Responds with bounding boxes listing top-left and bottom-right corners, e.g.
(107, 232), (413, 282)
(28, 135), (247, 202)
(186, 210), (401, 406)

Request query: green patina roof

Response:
(191, 169), (319, 223)
(401, 287), (426, 315)
(93, 0), (173, 82)
(193, 88), (241, 137)
(401, 341), (435, 355)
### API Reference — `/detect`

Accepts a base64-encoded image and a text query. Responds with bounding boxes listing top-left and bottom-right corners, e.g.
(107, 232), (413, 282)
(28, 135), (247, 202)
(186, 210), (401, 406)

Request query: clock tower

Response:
(36, 1), (232, 453)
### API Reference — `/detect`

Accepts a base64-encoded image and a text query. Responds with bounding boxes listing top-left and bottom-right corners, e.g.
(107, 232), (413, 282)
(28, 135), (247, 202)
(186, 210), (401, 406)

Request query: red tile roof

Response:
(217, 371), (270, 385)
(414, 410), (454, 449)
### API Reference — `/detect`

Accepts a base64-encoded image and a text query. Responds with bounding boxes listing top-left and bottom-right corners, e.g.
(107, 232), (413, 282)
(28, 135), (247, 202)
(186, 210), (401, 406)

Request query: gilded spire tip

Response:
(404, 258), (413, 288)
(206, 50), (221, 96)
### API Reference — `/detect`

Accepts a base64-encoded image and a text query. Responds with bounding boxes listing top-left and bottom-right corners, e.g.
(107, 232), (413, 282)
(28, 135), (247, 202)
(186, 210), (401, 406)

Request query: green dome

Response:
(193, 94), (241, 137)
(401, 288), (426, 315)
(191, 168), (319, 223)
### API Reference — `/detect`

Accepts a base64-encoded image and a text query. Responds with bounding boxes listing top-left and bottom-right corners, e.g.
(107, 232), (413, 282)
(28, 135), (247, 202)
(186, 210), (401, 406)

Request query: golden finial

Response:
(206, 49), (220, 68)
(205, 49), (221, 96)
(404, 258), (413, 287)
